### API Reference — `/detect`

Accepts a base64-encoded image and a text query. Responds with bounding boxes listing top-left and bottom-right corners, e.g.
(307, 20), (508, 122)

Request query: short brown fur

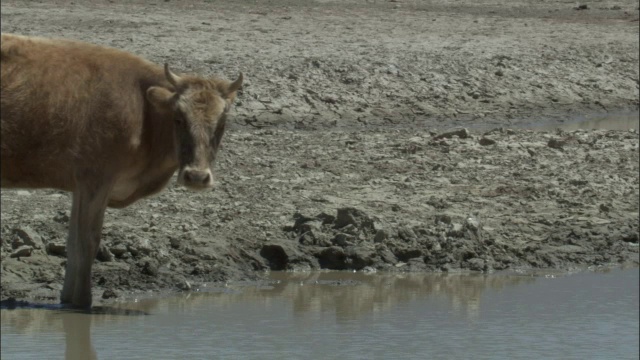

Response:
(0, 33), (243, 307)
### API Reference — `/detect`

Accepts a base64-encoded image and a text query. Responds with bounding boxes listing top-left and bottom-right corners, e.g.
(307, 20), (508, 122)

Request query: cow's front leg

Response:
(61, 181), (112, 308)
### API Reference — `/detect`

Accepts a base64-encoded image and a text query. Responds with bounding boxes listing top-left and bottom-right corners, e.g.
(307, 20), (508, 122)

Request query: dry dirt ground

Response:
(1, 0), (638, 305)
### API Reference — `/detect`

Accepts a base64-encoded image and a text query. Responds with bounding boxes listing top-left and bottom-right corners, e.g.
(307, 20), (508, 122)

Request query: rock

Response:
(466, 258), (486, 271)
(406, 257), (428, 271)
(447, 223), (464, 237)
(479, 137), (496, 146)
(289, 212), (318, 233)
(340, 224), (359, 235)
(397, 226), (417, 241)
(622, 233), (639, 244)
(547, 138), (565, 150)
(54, 211), (70, 224)
(298, 220), (323, 234)
(169, 236), (181, 249)
(334, 207), (375, 231)
(599, 203), (611, 213)
(574, 4), (588, 10)
(317, 246), (348, 270)
(434, 214), (452, 224)
(10, 245), (33, 258)
(96, 244), (113, 262)
(433, 128), (470, 140)
(362, 266), (377, 273)
(260, 242), (302, 270)
(46, 242), (66, 256)
(128, 236), (153, 256)
(139, 257), (159, 276)
(345, 246), (376, 269)
(373, 229), (388, 243)
(101, 288), (118, 299)
(394, 247), (423, 262)
(299, 230), (332, 247)
(316, 212), (336, 225)
(177, 278), (192, 291)
(110, 244), (128, 258)
(12, 227), (44, 249)
(465, 216), (481, 233)
(332, 233), (355, 247)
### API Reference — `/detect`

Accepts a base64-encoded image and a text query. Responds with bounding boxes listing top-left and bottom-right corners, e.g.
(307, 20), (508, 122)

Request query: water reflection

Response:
(530, 111), (638, 131)
(2, 270), (636, 359)
(63, 313), (97, 360)
(109, 272), (536, 322)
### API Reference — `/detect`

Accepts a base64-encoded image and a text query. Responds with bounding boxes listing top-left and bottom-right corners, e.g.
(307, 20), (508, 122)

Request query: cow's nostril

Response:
(184, 171), (195, 183)
(184, 170), (211, 185)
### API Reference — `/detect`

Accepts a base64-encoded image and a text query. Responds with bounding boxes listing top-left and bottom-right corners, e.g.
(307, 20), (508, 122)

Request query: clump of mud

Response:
(2, 127), (638, 304)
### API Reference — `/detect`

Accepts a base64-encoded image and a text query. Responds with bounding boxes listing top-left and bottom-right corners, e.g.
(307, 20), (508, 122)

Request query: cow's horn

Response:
(228, 72), (243, 93)
(164, 63), (181, 87)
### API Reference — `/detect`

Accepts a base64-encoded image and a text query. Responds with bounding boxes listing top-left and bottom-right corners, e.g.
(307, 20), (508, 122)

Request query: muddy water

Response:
(1, 268), (638, 360)
(526, 111), (639, 131)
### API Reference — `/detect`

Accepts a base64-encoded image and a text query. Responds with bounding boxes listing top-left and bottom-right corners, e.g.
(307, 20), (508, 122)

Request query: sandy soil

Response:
(1, 0), (638, 304)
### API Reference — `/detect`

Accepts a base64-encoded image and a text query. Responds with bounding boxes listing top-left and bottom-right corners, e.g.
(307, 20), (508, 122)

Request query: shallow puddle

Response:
(1, 268), (638, 359)
(523, 110), (638, 131)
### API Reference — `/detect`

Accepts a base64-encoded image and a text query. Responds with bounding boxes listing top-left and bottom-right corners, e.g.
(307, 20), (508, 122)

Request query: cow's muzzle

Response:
(179, 167), (214, 190)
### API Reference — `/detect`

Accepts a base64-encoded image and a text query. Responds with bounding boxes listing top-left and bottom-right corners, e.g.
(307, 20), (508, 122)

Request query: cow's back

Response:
(1, 34), (161, 190)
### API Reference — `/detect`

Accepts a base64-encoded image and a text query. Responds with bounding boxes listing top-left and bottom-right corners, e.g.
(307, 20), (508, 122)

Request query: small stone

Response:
(54, 211), (70, 224)
(96, 244), (113, 262)
(362, 266), (377, 273)
(574, 4), (588, 10)
(448, 223), (464, 237)
(373, 229), (388, 243)
(332, 233), (355, 247)
(10, 245), (33, 258)
(465, 216), (481, 233)
(547, 138), (565, 150)
(260, 242), (303, 270)
(599, 203), (611, 213)
(397, 226), (417, 241)
(130, 237), (153, 255)
(495, 70), (504, 76)
(434, 214), (452, 224)
(433, 128), (470, 140)
(345, 246), (376, 269)
(110, 244), (128, 257)
(479, 137), (496, 146)
(101, 288), (118, 299)
(317, 247), (348, 270)
(46, 242), (66, 256)
(12, 227), (44, 249)
(140, 257), (159, 276)
(467, 258), (486, 271)
(177, 279), (192, 291)
(169, 236), (181, 249)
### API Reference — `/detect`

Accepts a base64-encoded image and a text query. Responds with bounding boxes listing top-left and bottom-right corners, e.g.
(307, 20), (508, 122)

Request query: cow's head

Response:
(146, 64), (243, 190)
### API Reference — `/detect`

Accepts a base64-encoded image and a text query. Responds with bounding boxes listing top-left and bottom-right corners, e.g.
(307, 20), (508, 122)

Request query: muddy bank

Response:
(0, 0), (638, 130)
(1, 0), (639, 304)
(2, 127), (638, 304)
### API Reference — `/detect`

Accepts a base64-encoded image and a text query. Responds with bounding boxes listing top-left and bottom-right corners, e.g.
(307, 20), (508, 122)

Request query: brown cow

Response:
(0, 33), (243, 308)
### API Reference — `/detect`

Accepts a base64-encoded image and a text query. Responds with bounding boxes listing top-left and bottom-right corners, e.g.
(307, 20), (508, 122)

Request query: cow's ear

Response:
(146, 86), (175, 108)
